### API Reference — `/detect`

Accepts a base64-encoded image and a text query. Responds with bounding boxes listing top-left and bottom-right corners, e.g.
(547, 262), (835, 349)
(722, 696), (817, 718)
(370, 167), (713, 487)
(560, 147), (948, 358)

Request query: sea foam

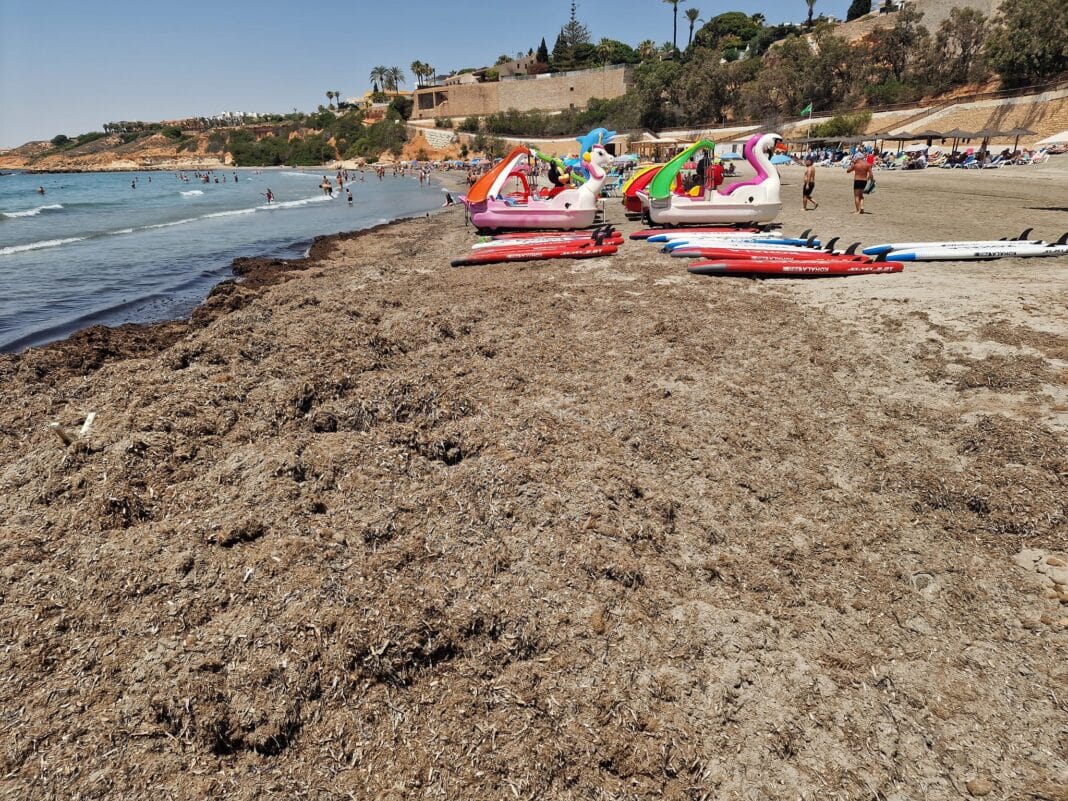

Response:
(0, 236), (87, 255)
(2, 203), (64, 218)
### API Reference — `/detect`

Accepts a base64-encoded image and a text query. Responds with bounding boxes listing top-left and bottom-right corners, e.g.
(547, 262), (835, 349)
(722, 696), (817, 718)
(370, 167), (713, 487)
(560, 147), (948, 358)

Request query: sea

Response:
(0, 168), (445, 352)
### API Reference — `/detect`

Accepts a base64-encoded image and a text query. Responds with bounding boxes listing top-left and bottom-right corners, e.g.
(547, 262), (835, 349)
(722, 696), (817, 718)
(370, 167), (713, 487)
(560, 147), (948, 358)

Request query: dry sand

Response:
(0, 160), (1066, 800)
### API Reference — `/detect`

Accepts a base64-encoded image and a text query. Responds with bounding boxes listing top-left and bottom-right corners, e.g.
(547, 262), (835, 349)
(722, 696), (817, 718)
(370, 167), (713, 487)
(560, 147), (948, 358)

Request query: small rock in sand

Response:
(966, 778), (993, 797)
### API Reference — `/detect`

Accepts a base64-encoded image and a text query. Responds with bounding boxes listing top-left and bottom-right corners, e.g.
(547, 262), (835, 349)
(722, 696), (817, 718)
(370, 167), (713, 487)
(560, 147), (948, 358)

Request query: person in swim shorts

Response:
(802, 159), (818, 210)
(846, 154), (872, 213)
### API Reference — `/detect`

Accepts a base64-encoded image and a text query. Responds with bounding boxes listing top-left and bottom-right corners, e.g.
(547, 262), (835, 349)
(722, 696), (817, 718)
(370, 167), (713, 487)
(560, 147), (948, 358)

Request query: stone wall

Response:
(412, 66), (631, 120)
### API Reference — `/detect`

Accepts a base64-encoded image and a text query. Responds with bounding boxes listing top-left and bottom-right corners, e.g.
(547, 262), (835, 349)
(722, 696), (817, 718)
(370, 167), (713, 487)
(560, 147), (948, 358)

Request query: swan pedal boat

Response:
(461, 146), (614, 231)
(637, 133), (783, 225)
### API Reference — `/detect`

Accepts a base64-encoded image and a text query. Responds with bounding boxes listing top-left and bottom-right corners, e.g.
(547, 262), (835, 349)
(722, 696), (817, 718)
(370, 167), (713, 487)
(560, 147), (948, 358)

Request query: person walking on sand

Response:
(802, 159), (818, 210)
(846, 153), (872, 214)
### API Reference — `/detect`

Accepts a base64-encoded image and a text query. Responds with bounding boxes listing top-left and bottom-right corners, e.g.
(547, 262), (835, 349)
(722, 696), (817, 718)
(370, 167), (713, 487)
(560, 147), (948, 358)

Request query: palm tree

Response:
(662, 0), (682, 53)
(325, 90), (334, 108)
(685, 7), (702, 48)
(335, 90), (342, 108)
(410, 60), (425, 88)
(385, 67), (406, 92)
(637, 39), (658, 60)
(369, 65), (388, 94)
(424, 64), (435, 85)
(806, 0), (817, 26)
(596, 38), (614, 65)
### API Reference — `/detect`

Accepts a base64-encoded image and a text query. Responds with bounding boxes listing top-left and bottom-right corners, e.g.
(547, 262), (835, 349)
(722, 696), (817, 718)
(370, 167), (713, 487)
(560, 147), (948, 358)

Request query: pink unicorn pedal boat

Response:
(638, 132), (783, 225)
(461, 145), (615, 231)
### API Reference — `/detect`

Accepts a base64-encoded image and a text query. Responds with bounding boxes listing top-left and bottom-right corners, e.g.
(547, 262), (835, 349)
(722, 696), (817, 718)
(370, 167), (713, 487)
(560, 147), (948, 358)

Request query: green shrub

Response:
(808, 111), (872, 137)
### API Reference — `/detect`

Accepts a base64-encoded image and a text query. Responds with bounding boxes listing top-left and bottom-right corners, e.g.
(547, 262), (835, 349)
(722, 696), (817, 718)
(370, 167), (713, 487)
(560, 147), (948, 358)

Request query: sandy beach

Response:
(0, 162), (1066, 799)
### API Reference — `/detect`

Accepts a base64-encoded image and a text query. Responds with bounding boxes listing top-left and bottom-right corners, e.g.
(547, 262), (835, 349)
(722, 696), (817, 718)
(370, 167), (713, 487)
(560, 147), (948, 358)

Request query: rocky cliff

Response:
(0, 131), (230, 172)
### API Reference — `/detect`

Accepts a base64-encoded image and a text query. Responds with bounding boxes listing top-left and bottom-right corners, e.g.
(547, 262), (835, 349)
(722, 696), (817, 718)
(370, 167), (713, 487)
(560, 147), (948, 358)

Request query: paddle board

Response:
(688, 260), (903, 277)
(888, 244), (1068, 261)
(452, 244), (618, 267)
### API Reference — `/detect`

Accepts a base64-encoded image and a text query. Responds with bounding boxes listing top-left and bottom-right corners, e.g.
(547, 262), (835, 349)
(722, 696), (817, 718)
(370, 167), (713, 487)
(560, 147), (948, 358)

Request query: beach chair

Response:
(600, 174), (623, 197)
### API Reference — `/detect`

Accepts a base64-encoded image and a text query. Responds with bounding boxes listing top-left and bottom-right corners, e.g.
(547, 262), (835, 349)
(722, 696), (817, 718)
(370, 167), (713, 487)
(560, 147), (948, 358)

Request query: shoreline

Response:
(0, 170), (467, 369)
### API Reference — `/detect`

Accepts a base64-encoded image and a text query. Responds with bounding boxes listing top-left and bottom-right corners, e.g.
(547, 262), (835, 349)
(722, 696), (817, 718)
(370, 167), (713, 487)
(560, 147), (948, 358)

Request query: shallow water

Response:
(0, 168), (443, 351)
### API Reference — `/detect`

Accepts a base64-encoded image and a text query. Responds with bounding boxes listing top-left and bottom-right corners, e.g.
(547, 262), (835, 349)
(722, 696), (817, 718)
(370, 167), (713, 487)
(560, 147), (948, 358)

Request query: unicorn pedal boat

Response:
(461, 145), (614, 231)
(637, 133), (783, 225)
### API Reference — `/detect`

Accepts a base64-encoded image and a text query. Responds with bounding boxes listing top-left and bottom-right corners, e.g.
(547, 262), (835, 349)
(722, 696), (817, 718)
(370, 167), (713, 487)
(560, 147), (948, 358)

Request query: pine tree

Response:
(555, 1), (592, 67)
(846, 0), (871, 21)
(537, 37), (550, 63)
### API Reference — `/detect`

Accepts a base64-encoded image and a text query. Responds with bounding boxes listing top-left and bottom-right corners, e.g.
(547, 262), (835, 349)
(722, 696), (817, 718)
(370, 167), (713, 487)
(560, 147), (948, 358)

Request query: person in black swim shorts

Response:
(802, 159), (818, 210)
(846, 155), (873, 213)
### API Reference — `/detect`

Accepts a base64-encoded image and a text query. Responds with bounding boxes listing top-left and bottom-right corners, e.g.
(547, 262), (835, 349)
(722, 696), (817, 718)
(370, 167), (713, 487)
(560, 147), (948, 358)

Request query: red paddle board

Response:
(452, 244), (619, 267)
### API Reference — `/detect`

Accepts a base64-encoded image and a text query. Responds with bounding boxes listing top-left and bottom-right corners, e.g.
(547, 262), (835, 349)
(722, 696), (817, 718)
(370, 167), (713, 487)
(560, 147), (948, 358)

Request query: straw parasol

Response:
(1003, 126), (1037, 153)
(942, 127), (975, 152)
(911, 129), (946, 142)
(971, 127), (1008, 154)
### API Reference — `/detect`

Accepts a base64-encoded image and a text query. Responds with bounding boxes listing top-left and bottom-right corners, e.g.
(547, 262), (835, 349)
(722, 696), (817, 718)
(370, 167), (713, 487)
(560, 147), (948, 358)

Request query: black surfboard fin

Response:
(1054, 232), (1068, 246)
(1017, 227), (1033, 240)
(873, 253), (886, 262)
(824, 237), (840, 252)
(844, 242), (860, 255)
(799, 228), (812, 239)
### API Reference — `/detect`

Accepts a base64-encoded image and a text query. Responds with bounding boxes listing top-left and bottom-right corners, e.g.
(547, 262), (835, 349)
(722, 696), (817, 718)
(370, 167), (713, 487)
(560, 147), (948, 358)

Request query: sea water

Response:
(0, 168), (444, 351)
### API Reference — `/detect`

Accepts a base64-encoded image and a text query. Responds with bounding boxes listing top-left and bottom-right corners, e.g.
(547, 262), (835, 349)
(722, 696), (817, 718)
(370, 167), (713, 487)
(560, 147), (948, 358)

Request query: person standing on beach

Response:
(846, 154), (872, 214)
(802, 159), (818, 210)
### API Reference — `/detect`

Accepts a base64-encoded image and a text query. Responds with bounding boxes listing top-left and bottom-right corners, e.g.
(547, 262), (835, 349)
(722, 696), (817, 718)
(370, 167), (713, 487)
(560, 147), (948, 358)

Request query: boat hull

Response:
(646, 197), (781, 224)
(464, 199), (600, 230)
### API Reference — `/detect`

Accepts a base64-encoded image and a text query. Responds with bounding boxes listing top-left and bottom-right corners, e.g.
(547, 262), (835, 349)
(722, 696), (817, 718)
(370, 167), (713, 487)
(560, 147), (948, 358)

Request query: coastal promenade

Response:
(0, 162), (1065, 799)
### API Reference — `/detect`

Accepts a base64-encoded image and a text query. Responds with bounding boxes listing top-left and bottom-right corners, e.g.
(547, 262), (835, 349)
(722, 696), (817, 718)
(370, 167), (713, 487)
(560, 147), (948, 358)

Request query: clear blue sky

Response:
(0, 0), (850, 147)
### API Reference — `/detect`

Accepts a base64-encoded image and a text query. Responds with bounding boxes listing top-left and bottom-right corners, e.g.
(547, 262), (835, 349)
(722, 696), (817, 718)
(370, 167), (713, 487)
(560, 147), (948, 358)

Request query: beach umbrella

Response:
(770, 153), (792, 165)
(719, 152), (743, 160)
(942, 127), (975, 153)
(911, 129), (945, 144)
(1003, 126), (1037, 153)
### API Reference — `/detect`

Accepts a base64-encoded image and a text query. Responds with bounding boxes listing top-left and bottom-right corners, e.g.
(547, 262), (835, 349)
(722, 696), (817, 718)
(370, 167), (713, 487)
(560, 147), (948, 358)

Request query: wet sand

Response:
(0, 161), (1065, 800)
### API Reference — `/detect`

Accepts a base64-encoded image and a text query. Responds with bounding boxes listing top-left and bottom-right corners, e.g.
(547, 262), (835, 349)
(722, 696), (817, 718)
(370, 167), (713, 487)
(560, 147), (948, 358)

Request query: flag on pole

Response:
(800, 102), (813, 116)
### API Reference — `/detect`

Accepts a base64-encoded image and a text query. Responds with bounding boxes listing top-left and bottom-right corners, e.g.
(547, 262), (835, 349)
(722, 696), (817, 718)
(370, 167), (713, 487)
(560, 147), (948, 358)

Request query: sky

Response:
(0, 0), (851, 148)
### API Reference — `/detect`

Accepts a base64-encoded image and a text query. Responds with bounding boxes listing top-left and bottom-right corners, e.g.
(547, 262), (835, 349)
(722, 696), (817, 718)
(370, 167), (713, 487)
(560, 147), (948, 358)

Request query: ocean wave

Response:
(260, 194), (333, 210)
(142, 218), (199, 231)
(2, 203), (64, 219)
(202, 208), (257, 219)
(278, 172), (325, 178)
(0, 236), (87, 255)
(180, 190), (204, 197)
